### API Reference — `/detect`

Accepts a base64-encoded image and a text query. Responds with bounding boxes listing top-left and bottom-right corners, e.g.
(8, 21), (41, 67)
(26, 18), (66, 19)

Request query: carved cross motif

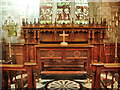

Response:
(59, 31), (69, 42)
(59, 31), (69, 46)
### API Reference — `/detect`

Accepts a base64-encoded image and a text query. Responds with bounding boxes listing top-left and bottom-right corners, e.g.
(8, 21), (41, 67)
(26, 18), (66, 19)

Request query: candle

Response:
(116, 12), (118, 17)
(115, 37), (117, 58)
(113, 16), (114, 21)
(116, 21), (118, 26)
(9, 38), (12, 58)
(109, 21), (111, 26)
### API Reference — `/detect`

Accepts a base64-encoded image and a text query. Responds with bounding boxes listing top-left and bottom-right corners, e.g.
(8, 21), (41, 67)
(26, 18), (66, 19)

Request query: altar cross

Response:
(59, 31), (69, 42)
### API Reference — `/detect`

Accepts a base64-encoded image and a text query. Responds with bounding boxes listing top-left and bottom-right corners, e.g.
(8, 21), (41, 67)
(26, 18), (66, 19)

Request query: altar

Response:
(35, 44), (93, 76)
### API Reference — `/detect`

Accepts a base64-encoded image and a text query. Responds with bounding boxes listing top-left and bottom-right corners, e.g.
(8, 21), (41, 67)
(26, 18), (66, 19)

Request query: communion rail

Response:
(0, 62), (37, 89)
(92, 63), (120, 89)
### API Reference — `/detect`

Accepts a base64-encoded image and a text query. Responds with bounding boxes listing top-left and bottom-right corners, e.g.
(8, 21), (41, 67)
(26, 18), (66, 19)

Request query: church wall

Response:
(0, 0), (40, 43)
(89, 1), (120, 43)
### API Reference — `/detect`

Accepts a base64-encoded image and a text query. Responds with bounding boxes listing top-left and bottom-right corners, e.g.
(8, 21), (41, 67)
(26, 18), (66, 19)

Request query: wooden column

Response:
(99, 44), (104, 62)
(95, 67), (101, 88)
(25, 45), (29, 62)
(24, 62), (36, 89)
(92, 65), (97, 89)
(87, 48), (91, 71)
(93, 45), (99, 62)
(92, 63), (103, 89)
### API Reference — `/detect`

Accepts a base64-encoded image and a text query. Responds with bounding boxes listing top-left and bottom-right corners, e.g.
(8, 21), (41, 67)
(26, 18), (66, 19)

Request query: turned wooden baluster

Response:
(20, 71), (24, 88)
(33, 30), (37, 43)
(88, 30), (91, 43)
(100, 30), (103, 42)
(92, 30), (95, 42)
(103, 30), (106, 40)
(14, 71), (17, 88)
(7, 71), (11, 89)
(111, 72), (114, 89)
(2, 71), (8, 89)
(105, 71), (108, 86)
(37, 30), (40, 43)
(25, 30), (29, 43)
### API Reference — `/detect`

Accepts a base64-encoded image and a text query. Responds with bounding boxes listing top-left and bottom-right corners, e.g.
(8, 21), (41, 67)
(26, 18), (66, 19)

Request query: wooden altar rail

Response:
(92, 63), (120, 89)
(0, 62), (37, 89)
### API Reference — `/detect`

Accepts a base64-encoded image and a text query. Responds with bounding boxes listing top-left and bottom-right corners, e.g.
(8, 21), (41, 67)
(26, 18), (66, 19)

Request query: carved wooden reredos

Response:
(21, 17), (107, 44)
(21, 26), (107, 44)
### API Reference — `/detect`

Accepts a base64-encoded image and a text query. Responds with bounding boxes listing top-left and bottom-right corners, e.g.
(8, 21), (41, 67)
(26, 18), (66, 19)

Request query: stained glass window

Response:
(39, 0), (89, 25)
(75, 0), (89, 25)
(40, 0), (53, 24)
(57, 0), (71, 24)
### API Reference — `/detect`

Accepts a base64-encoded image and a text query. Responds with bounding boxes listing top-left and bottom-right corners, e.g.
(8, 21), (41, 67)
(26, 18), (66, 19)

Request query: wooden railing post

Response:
(92, 65), (96, 89)
(92, 63), (103, 89)
(24, 62), (37, 89)
(95, 67), (101, 88)
(92, 63), (120, 89)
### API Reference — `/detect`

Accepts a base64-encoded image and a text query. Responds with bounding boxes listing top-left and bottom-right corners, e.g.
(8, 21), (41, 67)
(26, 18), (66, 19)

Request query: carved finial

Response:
(71, 18), (74, 26)
(62, 22), (66, 27)
(89, 18), (91, 26)
(26, 18), (29, 26)
(34, 18), (37, 26)
(92, 18), (94, 26)
(22, 18), (25, 26)
(37, 18), (40, 26)
(30, 22), (32, 26)
(103, 18), (107, 26)
(54, 18), (57, 26)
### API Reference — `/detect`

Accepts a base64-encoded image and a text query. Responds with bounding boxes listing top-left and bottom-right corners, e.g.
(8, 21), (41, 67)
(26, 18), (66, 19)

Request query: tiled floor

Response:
(36, 78), (92, 89)
(10, 73), (118, 89)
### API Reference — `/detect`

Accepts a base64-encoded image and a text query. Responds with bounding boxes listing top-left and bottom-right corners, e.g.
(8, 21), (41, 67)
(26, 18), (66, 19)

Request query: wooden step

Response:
(44, 67), (86, 71)
(44, 65), (84, 67)
(41, 71), (87, 75)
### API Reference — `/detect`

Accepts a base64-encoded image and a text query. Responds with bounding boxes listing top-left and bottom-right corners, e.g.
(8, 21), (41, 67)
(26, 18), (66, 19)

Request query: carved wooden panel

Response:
(5, 44), (25, 64)
(40, 49), (62, 57)
(73, 32), (88, 41)
(66, 50), (87, 57)
(41, 32), (54, 41)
